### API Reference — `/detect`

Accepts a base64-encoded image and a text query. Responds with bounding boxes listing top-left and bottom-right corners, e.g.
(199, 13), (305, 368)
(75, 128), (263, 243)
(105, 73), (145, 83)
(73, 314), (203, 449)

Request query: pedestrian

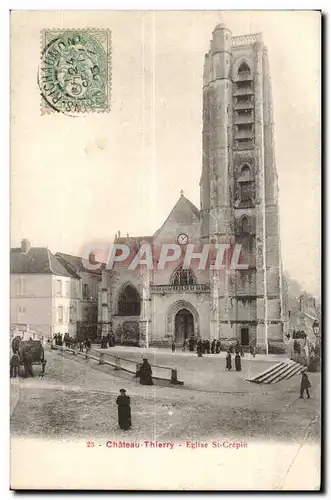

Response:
(172, 340), (176, 353)
(138, 358), (153, 385)
(226, 350), (232, 371)
(235, 341), (240, 355)
(79, 341), (84, 353)
(23, 351), (34, 378)
(216, 340), (221, 354)
(116, 389), (132, 431)
(206, 339), (211, 354)
(85, 338), (91, 353)
(211, 339), (216, 354)
(235, 353), (242, 372)
(182, 338), (188, 352)
(300, 371), (311, 399)
(10, 353), (20, 378)
(197, 339), (203, 357)
(250, 345), (256, 357)
(188, 337), (194, 352)
(240, 345), (244, 357)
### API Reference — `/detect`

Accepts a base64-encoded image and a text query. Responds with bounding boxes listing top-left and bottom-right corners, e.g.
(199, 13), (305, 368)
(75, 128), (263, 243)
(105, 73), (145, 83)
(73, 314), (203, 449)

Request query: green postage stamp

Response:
(39, 29), (111, 114)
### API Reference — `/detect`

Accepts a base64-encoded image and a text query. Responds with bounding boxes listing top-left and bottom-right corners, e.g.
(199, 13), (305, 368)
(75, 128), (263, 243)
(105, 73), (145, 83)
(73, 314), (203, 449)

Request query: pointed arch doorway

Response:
(175, 309), (194, 344)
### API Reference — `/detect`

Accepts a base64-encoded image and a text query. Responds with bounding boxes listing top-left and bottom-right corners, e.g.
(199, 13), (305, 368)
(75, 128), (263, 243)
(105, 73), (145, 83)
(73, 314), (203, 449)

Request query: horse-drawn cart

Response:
(11, 336), (47, 376)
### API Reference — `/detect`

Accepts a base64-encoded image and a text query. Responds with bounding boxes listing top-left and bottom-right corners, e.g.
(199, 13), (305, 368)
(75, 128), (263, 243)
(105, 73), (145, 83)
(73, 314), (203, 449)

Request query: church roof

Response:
(55, 252), (104, 276)
(154, 192), (200, 237)
(11, 247), (72, 277)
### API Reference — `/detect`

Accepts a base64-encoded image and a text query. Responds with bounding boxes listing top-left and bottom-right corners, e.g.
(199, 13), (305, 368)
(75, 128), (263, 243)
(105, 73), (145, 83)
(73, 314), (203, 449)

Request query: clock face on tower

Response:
(177, 233), (188, 246)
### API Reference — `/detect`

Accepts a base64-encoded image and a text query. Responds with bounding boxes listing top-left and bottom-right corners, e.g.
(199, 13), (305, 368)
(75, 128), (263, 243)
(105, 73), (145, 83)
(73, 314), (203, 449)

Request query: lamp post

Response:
(313, 320), (320, 344)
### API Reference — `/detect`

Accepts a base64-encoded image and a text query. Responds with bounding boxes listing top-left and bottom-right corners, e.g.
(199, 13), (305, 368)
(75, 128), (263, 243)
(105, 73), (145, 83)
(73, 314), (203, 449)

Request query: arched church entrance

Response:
(175, 309), (194, 344)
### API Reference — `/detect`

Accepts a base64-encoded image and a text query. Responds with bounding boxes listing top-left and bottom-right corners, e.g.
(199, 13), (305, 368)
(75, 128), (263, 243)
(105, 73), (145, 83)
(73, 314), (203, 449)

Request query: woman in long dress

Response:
(138, 358), (153, 385)
(235, 353), (242, 372)
(226, 351), (232, 371)
(116, 389), (132, 430)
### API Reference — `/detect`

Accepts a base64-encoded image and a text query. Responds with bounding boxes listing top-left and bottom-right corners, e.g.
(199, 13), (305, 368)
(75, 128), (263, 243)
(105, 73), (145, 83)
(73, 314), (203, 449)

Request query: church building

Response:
(98, 24), (285, 354)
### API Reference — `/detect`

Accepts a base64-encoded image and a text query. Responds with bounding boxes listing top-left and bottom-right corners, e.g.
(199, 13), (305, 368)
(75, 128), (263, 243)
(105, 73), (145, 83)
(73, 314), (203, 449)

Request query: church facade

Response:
(98, 24), (285, 353)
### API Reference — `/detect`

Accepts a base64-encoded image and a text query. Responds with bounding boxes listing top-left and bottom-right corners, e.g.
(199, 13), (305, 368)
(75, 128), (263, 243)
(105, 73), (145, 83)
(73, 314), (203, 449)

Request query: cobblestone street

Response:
(11, 345), (320, 443)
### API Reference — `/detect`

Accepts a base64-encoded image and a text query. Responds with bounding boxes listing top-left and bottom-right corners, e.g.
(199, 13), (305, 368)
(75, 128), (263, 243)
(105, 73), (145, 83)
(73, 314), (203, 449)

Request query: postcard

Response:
(10, 10), (321, 490)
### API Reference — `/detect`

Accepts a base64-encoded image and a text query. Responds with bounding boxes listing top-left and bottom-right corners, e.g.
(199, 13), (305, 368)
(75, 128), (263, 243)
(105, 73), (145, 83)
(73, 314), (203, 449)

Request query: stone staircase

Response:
(247, 360), (306, 384)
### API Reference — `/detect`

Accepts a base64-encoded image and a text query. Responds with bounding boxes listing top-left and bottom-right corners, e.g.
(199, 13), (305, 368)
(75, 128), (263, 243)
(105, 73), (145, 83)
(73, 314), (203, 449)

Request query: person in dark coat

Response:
(138, 358), (153, 385)
(116, 389), (132, 430)
(240, 345), (244, 357)
(23, 351), (34, 378)
(300, 371), (311, 399)
(197, 339), (203, 357)
(216, 340), (221, 354)
(171, 340), (176, 353)
(10, 353), (20, 378)
(206, 339), (211, 354)
(226, 351), (232, 370)
(235, 353), (242, 371)
(235, 341), (240, 355)
(189, 337), (194, 352)
(211, 339), (216, 354)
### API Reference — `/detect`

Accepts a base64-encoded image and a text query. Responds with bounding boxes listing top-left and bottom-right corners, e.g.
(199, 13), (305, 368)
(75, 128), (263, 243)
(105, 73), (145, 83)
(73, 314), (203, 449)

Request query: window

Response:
(17, 277), (26, 295)
(57, 306), (64, 323)
(56, 280), (62, 296)
(240, 182), (253, 204)
(238, 62), (251, 74)
(83, 283), (89, 299)
(118, 285), (141, 316)
(171, 267), (196, 286)
(64, 281), (70, 296)
(241, 216), (249, 233)
(241, 165), (252, 181)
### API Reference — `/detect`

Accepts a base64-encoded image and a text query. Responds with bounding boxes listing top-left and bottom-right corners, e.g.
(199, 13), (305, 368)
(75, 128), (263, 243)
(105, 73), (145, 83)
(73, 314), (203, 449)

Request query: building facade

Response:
(10, 239), (76, 338)
(55, 252), (102, 340)
(98, 24), (285, 353)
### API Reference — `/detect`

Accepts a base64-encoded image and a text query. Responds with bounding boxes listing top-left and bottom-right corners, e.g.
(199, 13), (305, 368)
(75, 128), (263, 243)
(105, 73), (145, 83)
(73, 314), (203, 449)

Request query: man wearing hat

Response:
(116, 389), (132, 430)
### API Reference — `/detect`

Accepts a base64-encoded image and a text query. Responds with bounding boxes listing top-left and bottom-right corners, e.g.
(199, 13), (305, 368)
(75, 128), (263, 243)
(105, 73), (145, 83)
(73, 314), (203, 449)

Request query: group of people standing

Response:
(196, 338), (222, 357)
(225, 341), (247, 372)
(100, 333), (116, 349)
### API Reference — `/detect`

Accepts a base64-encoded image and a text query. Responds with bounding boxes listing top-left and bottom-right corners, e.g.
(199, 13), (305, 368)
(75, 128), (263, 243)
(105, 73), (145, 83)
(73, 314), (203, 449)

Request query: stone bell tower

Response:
(200, 23), (284, 353)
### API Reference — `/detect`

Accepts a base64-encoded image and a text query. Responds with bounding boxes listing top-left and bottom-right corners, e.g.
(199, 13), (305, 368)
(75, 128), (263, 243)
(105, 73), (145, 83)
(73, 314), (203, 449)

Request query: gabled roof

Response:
(11, 247), (72, 277)
(154, 192), (200, 237)
(55, 252), (104, 276)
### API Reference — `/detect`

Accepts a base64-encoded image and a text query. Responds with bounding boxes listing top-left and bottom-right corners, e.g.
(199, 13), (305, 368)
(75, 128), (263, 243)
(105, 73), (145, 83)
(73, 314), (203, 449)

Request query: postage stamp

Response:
(39, 29), (111, 115)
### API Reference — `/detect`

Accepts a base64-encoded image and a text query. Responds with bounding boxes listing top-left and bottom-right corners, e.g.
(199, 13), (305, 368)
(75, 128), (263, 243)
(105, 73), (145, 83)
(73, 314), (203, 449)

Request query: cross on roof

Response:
(180, 189), (184, 196)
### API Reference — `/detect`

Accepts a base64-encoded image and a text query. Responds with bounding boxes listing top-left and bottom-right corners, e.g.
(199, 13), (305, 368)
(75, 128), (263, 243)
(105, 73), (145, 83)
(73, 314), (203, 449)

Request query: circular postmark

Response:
(38, 31), (108, 115)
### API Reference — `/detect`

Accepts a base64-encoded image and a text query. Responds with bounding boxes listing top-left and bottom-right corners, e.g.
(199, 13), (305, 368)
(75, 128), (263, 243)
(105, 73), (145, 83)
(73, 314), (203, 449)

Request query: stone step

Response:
(248, 359), (305, 384)
(246, 361), (283, 383)
(260, 361), (298, 384)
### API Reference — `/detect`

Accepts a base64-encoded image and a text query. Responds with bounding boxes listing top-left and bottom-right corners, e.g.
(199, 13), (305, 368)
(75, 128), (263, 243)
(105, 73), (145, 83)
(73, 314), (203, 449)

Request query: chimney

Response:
(21, 239), (31, 253)
(89, 252), (97, 265)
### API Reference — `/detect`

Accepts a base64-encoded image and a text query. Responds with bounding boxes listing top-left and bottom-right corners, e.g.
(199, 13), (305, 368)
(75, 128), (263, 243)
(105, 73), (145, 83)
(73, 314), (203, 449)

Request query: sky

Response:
(10, 10), (321, 296)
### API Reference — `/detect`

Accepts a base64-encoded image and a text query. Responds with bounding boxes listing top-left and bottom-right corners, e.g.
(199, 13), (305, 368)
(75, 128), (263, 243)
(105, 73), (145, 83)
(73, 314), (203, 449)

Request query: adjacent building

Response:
(55, 252), (102, 339)
(10, 239), (75, 338)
